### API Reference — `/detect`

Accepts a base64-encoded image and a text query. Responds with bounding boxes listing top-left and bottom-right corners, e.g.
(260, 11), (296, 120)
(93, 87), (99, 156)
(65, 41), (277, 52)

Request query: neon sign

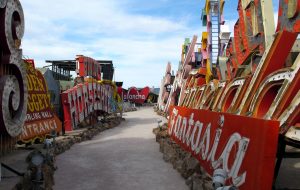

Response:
(0, 0), (28, 137)
(169, 106), (279, 189)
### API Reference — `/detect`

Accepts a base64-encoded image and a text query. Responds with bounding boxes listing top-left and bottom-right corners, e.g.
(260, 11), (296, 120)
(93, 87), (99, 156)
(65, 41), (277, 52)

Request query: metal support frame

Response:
(0, 162), (24, 181)
(209, 0), (220, 69)
(260, 0), (275, 48)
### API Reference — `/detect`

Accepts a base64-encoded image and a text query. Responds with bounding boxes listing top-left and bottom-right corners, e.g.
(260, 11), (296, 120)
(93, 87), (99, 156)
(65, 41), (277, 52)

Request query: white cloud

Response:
(274, 12), (278, 29)
(19, 0), (199, 88)
(22, 0), (187, 37)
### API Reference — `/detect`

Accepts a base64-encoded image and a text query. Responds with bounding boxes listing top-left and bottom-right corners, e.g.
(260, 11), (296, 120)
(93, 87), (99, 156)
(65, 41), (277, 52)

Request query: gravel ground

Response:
(54, 107), (188, 190)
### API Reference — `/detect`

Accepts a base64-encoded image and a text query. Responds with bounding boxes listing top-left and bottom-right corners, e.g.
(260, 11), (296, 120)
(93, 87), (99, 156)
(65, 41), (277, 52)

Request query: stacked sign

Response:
(61, 56), (118, 131)
(0, 0), (27, 138)
(158, 0), (300, 189)
(0, 0), (28, 153)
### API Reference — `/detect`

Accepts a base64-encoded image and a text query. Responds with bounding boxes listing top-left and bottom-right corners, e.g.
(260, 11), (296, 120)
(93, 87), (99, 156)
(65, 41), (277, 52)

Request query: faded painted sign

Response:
(61, 81), (114, 131)
(20, 62), (62, 140)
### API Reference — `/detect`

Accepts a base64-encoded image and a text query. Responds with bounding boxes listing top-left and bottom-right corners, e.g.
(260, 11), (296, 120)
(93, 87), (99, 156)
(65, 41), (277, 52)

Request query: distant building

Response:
(98, 60), (114, 81)
(44, 58), (114, 120)
(46, 59), (114, 81)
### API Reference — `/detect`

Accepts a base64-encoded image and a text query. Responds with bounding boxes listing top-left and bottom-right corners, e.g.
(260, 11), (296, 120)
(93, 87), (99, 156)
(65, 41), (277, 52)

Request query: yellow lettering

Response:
(37, 78), (45, 91)
(37, 94), (45, 110)
(31, 94), (39, 111)
(43, 94), (50, 108)
(30, 75), (38, 91)
(27, 95), (35, 112)
(27, 75), (33, 91)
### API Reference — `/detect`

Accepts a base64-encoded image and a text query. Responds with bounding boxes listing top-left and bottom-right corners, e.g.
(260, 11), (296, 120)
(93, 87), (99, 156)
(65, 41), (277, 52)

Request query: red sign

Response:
(125, 87), (150, 104)
(61, 81), (114, 131)
(76, 55), (101, 80)
(168, 106), (279, 190)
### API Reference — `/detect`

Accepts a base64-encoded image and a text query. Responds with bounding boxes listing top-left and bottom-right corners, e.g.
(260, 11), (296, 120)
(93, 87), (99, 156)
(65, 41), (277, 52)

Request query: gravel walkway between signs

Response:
(54, 107), (188, 190)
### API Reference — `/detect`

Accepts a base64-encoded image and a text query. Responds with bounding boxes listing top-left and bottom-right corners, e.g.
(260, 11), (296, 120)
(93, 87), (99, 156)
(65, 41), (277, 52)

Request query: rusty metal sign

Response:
(0, 0), (28, 137)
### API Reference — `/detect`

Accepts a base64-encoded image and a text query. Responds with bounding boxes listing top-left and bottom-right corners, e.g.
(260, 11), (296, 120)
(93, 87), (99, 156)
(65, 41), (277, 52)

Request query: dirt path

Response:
(54, 107), (188, 190)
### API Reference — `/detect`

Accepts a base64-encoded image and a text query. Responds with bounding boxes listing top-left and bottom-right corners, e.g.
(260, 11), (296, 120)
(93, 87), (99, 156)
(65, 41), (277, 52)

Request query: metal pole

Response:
(121, 91), (124, 118)
(1, 163), (24, 176)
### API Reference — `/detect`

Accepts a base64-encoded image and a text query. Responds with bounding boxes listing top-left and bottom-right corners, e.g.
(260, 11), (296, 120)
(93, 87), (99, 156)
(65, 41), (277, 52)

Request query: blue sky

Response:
(20, 0), (279, 88)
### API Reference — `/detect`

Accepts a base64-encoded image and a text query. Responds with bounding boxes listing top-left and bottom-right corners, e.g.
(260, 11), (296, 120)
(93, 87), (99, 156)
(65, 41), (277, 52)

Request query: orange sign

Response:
(168, 106), (279, 189)
(20, 62), (62, 140)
